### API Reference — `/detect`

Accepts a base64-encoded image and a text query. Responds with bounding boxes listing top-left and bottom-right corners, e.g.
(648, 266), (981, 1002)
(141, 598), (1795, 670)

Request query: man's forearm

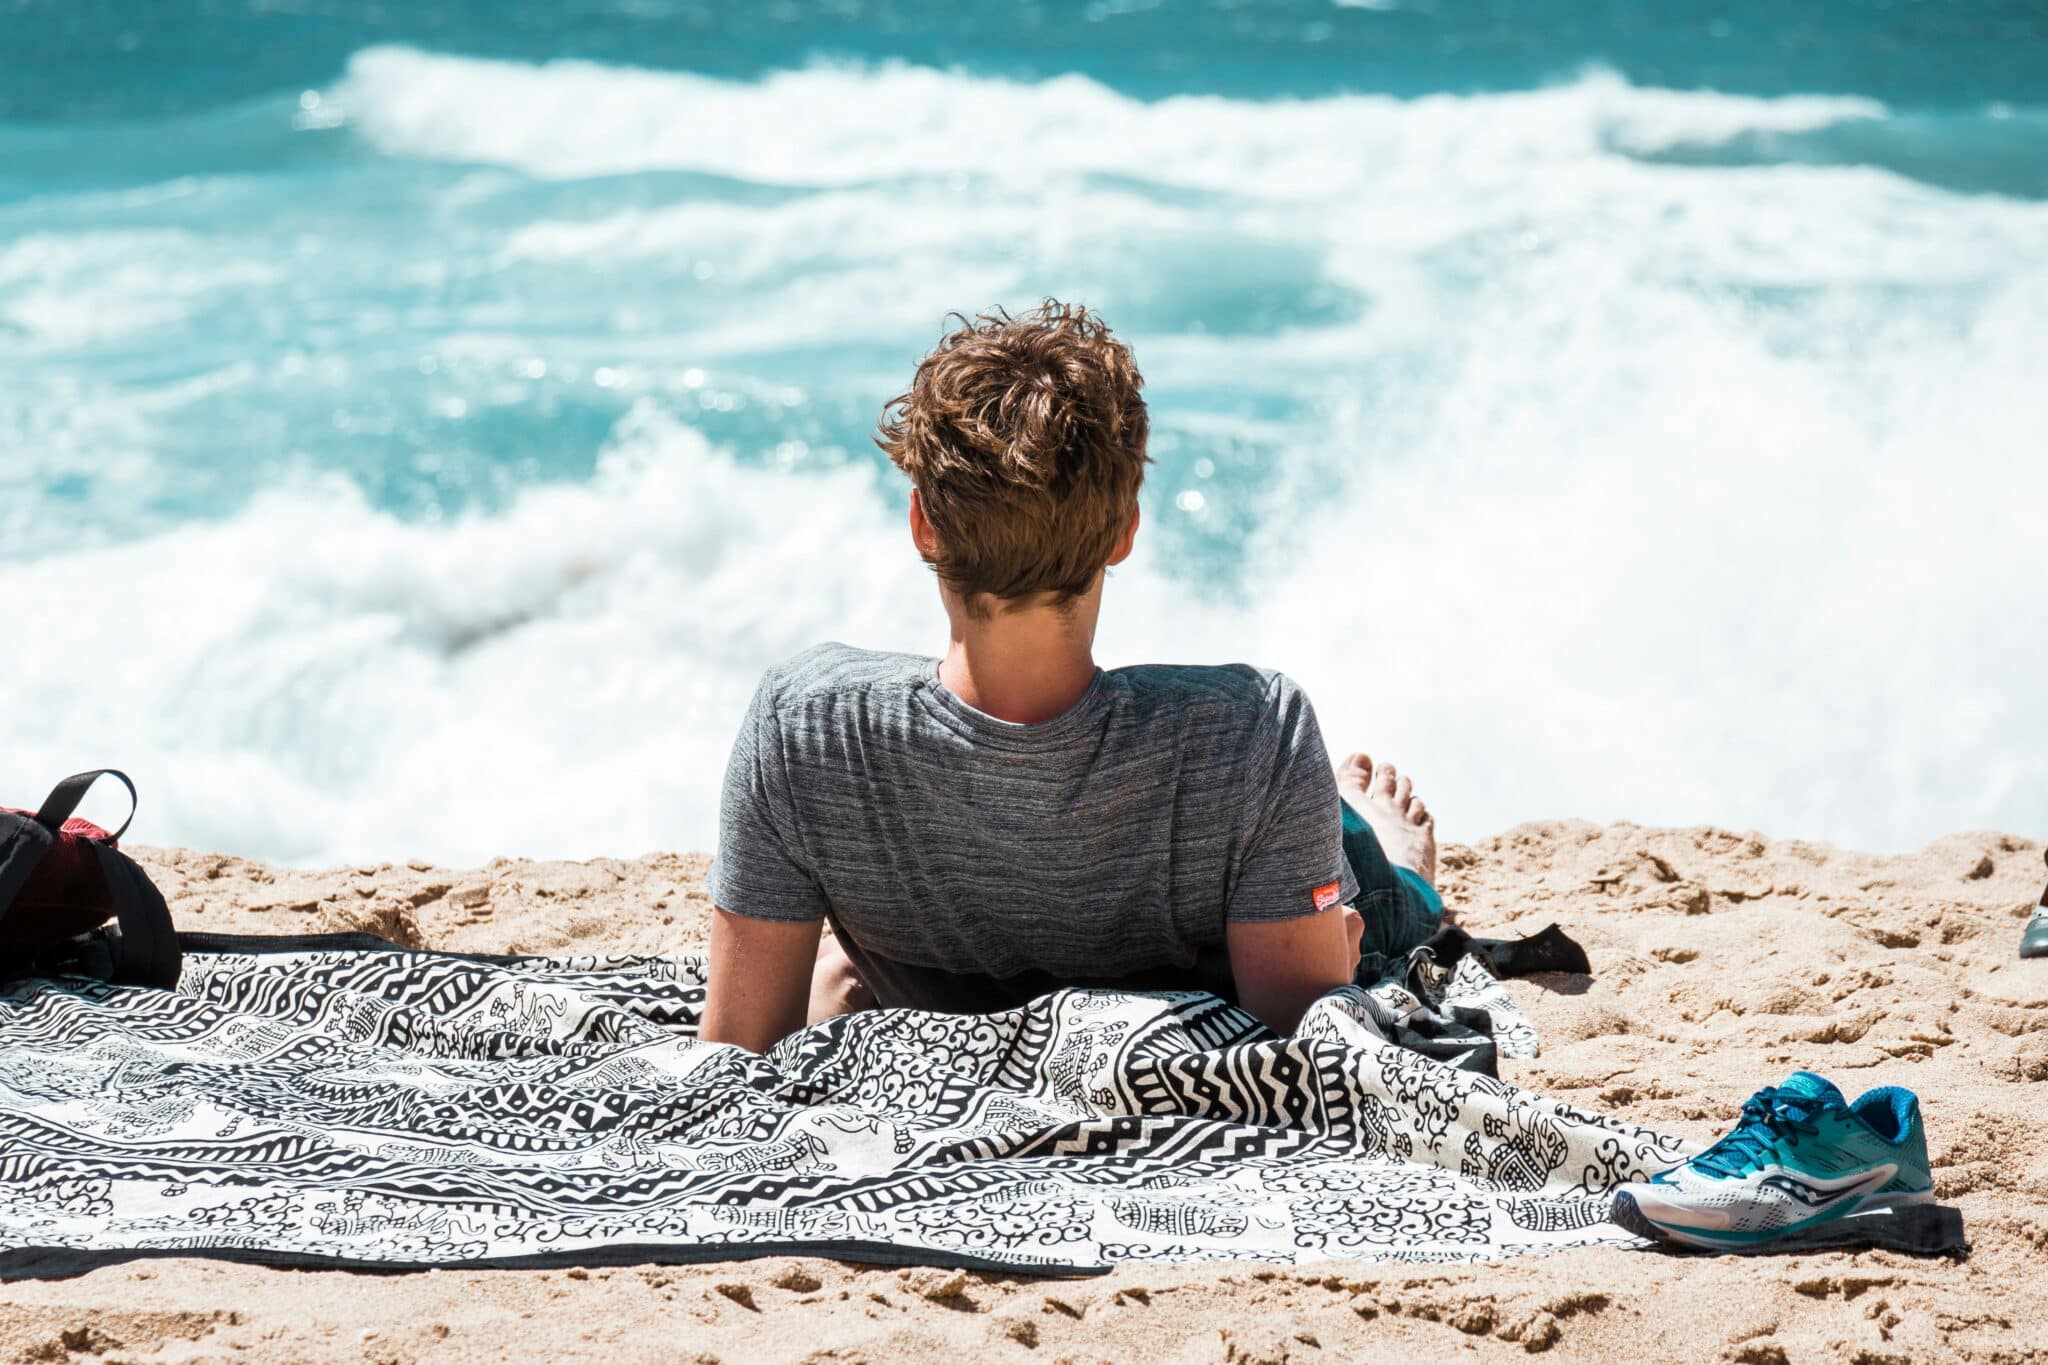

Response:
(1226, 901), (1364, 1035)
(701, 907), (821, 1052)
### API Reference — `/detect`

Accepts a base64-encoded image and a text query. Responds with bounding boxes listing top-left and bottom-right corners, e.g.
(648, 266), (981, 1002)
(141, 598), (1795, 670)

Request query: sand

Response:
(3, 822), (2043, 1363)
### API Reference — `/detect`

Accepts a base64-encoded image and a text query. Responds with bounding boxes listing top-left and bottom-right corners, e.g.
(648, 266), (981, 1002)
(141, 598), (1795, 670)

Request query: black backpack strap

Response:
(89, 843), (181, 989)
(34, 770), (139, 842)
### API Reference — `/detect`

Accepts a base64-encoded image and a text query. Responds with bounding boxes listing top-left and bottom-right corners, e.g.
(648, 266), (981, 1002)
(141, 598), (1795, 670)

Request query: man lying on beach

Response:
(701, 301), (1444, 1052)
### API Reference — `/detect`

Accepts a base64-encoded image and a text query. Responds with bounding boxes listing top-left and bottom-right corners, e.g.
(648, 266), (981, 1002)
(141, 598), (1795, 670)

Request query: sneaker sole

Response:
(1611, 1187), (1934, 1251)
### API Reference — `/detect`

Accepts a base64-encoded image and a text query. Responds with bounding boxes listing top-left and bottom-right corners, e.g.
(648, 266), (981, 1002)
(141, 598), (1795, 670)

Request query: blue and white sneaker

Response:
(2021, 850), (2047, 959)
(1611, 1071), (1934, 1250)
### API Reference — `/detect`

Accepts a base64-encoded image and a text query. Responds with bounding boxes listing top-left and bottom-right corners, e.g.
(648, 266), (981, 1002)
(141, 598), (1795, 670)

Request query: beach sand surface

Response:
(2, 823), (2042, 1363)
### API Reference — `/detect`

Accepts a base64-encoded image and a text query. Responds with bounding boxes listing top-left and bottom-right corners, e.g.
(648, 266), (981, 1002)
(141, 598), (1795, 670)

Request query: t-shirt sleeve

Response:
(706, 673), (829, 923)
(1225, 675), (1358, 923)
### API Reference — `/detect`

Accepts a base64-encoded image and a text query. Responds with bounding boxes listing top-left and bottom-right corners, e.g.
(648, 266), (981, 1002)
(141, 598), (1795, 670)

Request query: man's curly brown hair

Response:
(877, 301), (1149, 616)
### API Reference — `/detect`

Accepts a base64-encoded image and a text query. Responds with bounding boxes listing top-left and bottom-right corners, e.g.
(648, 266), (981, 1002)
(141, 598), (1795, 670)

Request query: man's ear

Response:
(909, 488), (940, 562)
(1105, 503), (1141, 567)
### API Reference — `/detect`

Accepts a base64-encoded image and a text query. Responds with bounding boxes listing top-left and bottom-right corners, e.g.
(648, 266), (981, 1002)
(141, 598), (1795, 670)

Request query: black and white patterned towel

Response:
(0, 940), (1685, 1272)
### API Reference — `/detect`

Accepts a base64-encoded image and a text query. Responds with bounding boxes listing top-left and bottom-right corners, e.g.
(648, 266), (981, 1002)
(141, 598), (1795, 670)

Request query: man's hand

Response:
(701, 907), (822, 1053)
(1227, 902), (1365, 1035)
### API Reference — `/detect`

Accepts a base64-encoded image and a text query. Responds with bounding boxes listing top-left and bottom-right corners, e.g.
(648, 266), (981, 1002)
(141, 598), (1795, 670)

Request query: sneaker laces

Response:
(1691, 1087), (1824, 1178)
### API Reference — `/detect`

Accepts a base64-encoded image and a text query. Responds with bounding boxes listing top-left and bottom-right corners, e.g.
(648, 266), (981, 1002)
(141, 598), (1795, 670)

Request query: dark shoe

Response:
(2024, 849), (2048, 961)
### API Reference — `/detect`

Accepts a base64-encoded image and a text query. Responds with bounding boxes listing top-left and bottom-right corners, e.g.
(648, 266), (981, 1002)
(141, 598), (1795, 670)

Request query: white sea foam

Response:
(331, 46), (1883, 190)
(4, 411), (930, 863)
(7, 51), (2046, 865)
(10, 279), (2045, 868)
(0, 231), (280, 346)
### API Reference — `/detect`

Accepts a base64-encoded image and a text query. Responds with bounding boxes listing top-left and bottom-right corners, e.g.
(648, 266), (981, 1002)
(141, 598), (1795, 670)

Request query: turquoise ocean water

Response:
(4, 1), (2045, 864)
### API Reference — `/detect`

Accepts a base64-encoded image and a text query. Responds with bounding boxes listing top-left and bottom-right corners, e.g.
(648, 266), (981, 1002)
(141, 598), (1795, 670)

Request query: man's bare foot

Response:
(1337, 753), (1438, 887)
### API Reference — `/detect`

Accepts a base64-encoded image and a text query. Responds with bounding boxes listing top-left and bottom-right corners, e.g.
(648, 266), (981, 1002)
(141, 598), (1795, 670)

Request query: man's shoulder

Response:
(1111, 661), (1302, 714)
(758, 642), (924, 710)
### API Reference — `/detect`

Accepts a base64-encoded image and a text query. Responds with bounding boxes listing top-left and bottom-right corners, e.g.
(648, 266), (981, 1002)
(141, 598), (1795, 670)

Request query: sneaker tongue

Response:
(1777, 1071), (1844, 1107)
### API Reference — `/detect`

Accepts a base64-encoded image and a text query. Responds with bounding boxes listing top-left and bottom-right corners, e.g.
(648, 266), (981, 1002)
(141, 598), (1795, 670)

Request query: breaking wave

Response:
(6, 48), (2046, 863)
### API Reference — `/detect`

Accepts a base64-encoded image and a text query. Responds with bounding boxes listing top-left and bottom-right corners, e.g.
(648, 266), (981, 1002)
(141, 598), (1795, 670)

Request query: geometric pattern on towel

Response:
(0, 943), (1685, 1272)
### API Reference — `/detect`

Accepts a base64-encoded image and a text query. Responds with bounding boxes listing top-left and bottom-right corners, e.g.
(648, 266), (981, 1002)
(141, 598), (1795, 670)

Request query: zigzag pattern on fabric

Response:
(0, 944), (1686, 1271)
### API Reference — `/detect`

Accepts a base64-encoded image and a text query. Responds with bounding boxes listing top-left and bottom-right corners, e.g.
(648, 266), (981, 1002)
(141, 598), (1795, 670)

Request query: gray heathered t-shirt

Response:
(708, 642), (1357, 1011)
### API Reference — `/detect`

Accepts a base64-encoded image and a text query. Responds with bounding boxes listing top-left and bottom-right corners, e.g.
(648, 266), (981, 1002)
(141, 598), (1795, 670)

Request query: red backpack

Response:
(0, 770), (180, 987)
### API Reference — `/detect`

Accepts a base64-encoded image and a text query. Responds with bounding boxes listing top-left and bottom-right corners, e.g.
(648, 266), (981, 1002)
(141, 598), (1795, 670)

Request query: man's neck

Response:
(936, 586), (1103, 724)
